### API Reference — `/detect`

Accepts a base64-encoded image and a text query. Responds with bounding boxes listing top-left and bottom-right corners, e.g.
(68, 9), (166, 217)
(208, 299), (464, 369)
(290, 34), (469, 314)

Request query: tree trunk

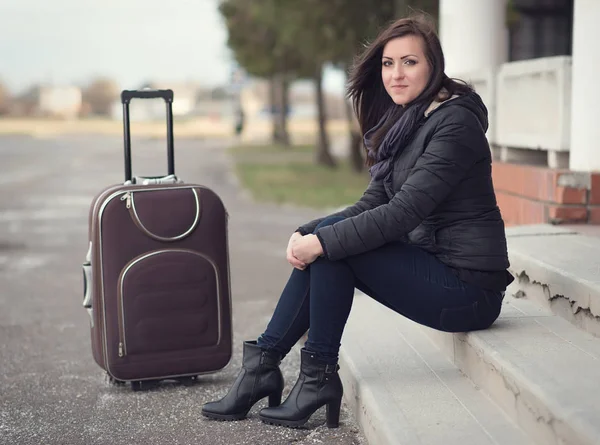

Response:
(342, 66), (364, 173)
(314, 66), (336, 168)
(278, 76), (290, 146)
(269, 74), (290, 147)
(269, 76), (279, 144)
(344, 97), (364, 173)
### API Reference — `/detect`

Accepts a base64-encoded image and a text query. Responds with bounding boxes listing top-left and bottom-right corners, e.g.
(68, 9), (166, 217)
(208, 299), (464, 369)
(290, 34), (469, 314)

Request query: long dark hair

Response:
(347, 14), (472, 167)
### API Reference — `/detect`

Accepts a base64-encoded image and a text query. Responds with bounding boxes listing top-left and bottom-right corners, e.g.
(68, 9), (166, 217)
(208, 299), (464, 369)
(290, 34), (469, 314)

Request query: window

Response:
(508, 0), (574, 61)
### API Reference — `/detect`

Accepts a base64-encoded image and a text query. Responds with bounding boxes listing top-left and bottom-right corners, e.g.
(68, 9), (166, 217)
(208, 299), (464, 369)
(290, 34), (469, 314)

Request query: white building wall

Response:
(495, 57), (572, 153)
(439, 0), (508, 77)
(569, 0), (600, 172)
(439, 0), (508, 145)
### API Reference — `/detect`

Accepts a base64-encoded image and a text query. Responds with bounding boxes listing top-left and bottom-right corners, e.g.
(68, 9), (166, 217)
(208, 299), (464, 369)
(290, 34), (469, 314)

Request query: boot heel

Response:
(268, 390), (282, 407)
(326, 398), (342, 428)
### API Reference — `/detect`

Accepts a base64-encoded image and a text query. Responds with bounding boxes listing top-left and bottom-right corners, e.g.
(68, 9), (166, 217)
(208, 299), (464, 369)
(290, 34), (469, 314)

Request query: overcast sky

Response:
(0, 0), (343, 94)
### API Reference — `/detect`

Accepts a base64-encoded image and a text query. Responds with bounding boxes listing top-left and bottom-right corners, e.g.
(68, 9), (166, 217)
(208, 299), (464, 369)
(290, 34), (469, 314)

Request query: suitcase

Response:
(82, 89), (232, 389)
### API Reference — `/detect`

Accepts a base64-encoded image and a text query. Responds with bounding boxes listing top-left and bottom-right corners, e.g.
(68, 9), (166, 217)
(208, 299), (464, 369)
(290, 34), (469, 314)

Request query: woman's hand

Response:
(286, 232), (307, 270)
(291, 234), (324, 266)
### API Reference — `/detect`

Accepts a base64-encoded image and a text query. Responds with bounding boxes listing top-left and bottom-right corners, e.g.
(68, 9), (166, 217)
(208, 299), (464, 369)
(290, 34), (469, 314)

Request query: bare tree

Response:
(0, 80), (11, 115)
(82, 78), (120, 116)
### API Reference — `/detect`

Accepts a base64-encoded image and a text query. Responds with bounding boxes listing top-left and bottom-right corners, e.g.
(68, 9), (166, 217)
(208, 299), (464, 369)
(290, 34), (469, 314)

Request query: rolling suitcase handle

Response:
(121, 89), (175, 182)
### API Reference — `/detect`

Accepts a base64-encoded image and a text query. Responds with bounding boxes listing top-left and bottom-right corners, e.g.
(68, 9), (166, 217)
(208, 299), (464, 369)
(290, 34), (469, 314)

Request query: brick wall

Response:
(492, 162), (600, 226)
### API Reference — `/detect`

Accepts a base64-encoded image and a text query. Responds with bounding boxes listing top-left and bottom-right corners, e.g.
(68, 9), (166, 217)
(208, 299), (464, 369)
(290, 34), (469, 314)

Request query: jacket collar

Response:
(424, 88), (459, 117)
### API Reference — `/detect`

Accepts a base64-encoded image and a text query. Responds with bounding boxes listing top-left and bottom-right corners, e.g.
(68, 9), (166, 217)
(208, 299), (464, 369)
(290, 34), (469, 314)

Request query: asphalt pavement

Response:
(0, 134), (366, 445)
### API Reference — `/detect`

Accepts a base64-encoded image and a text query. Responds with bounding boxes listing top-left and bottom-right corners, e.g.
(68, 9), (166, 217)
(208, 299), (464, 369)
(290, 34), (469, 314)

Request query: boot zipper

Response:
(249, 353), (265, 403)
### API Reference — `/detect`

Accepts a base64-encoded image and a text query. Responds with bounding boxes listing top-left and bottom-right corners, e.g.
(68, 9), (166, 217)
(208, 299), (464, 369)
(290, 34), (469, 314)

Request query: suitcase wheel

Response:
(106, 374), (126, 386)
(177, 375), (199, 386)
(131, 380), (160, 392)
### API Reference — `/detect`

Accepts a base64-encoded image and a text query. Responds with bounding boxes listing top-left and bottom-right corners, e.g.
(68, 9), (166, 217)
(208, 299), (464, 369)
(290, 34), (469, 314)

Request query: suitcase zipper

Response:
(116, 278), (128, 357)
(120, 192), (132, 209)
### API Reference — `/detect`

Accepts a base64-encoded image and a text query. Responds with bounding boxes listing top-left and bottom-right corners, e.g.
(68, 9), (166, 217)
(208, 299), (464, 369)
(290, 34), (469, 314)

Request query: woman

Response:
(202, 15), (513, 429)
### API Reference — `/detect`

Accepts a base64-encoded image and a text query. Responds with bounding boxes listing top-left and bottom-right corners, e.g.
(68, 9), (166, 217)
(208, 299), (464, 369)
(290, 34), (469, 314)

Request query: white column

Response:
(569, 0), (600, 172)
(439, 0), (508, 76)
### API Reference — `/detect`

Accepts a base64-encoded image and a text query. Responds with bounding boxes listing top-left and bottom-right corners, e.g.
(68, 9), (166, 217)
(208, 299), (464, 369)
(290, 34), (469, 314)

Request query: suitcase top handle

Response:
(121, 89), (173, 104)
(121, 89), (175, 182)
(122, 188), (201, 242)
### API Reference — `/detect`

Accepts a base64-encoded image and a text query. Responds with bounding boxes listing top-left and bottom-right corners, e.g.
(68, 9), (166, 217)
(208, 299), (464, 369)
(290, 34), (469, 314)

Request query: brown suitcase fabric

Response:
(85, 183), (232, 382)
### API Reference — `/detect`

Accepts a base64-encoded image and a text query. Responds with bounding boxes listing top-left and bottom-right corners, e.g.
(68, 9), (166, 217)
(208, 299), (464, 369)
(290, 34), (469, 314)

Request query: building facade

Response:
(439, 0), (600, 225)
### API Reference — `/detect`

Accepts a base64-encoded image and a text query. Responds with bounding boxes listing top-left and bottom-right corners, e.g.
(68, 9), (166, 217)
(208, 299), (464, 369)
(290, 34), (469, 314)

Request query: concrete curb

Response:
(505, 224), (600, 336)
(423, 297), (600, 445)
(339, 293), (531, 445)
(339, 224), (600, 445)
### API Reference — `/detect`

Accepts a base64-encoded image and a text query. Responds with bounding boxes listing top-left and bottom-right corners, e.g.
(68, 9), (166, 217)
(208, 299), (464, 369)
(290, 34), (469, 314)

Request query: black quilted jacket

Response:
(298, 91), (513, 291)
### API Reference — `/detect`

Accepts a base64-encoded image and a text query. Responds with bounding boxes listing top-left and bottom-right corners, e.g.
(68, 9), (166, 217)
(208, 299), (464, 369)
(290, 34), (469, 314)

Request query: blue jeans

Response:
(257, 216), (503, 364)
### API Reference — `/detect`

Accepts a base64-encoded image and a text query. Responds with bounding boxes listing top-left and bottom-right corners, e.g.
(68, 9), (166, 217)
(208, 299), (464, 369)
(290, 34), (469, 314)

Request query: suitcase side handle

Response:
(121, 89), (175, 182)
(82, 242), (94, 327)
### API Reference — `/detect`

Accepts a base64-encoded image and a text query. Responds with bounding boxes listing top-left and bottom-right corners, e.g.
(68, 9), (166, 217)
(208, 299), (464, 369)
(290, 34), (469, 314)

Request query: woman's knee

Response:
(314, 216), (345, 233)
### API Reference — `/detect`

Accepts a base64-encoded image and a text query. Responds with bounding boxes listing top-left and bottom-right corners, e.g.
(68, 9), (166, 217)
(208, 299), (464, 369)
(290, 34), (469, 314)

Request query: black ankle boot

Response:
(258, 349), (343, 428)
(201, 341), (284, 421)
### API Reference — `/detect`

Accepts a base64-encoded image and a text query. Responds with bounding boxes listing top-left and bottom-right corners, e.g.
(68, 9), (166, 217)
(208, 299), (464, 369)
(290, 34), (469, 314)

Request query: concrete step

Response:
(506, 224), (600, 337)
(423, 295), (600, 445)
(338, 293), (531, 445)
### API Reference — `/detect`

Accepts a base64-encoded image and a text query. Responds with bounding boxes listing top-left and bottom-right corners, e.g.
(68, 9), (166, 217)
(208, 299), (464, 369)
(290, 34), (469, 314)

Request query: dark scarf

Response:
(364, 101), (429, 180)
